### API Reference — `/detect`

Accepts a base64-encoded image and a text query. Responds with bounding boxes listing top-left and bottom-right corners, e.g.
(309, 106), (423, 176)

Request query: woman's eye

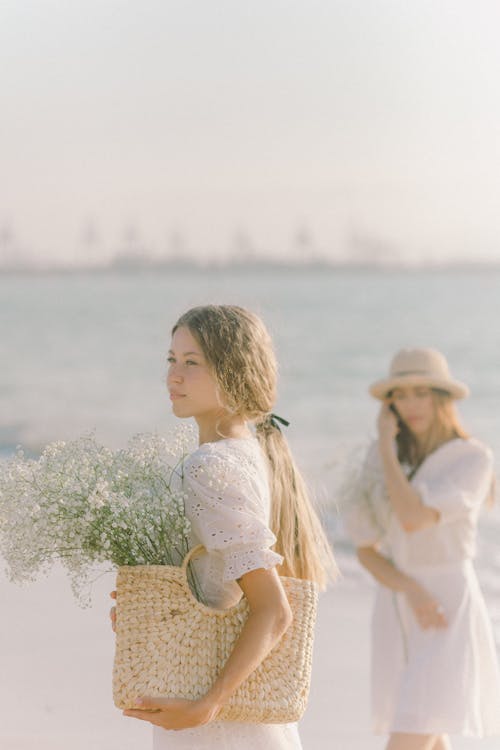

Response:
(185, 360), (198, 366)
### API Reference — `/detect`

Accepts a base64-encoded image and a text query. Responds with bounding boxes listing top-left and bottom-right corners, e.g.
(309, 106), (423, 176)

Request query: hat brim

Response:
(369, 375), (469, 401)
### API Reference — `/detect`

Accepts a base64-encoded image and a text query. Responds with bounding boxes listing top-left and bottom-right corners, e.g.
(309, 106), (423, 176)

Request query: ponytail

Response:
(255, 416), (337, 589)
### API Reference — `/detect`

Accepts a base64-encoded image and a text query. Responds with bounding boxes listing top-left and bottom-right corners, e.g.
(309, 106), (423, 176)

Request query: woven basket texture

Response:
(112, 554), (318, 723)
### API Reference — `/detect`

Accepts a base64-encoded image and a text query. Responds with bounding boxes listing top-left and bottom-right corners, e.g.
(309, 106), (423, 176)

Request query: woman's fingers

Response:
(377, 402), (399, 440)
(109, 592), (117, 631)
(434, 604), (448, 628)
(406, 584), (448, 630)
(110, 605), (116, 632)
(426, 601), (447, 628)
(416, 601), (448, 629)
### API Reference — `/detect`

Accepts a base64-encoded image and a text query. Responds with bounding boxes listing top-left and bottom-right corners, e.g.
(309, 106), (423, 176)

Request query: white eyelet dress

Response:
(152, 437), (303, 750)
(344, 437), (500, 738)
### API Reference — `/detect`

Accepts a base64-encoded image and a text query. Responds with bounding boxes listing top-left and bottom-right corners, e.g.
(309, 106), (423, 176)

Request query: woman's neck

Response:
(196, 413), (252, 445)
(412, 427), (456, 461)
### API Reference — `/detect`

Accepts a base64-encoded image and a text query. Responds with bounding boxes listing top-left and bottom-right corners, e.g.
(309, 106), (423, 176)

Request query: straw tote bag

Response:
(113, 545), (318, 723)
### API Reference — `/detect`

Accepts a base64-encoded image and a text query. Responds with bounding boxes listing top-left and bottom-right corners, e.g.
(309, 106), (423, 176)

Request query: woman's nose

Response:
(167, 365), (183, 383)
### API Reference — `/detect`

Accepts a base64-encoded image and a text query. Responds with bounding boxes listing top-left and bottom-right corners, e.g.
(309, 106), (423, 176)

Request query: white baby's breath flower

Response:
(0, 426), (199, 606)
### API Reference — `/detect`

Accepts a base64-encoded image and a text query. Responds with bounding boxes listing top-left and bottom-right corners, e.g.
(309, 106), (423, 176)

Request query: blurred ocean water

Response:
(1, 267), (500, 639)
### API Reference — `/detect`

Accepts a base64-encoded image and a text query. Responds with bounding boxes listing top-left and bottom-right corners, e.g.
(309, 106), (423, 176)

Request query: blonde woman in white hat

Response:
(344, 348), (500, 750)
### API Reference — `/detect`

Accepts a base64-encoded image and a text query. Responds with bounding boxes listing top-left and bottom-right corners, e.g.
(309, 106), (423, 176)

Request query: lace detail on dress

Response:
(221, 544), (283, 582)
(183, 440), (283, 581)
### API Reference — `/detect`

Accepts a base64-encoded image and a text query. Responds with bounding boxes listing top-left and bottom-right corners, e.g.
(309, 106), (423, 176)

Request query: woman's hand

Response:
(123, 695), (221, 730)
(109, 591), (116, 633)
(377, 402), (399, 445)
(404, 580), (448, 630)
(110, 594), (219, 728)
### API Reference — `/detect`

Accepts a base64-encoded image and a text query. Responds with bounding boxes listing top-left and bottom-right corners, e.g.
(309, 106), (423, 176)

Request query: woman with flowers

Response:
(344, 348), (500, 750)
(114, 304), (335, 749)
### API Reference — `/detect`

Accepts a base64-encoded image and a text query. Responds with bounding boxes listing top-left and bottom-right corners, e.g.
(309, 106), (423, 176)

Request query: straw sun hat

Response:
(369, 348), (469, 401)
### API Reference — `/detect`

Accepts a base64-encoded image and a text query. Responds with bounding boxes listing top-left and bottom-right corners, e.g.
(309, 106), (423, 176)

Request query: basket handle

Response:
(181, 544), (207, 572)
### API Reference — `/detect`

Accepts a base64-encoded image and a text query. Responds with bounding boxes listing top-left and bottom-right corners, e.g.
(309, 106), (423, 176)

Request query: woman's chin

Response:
(171, 402), (192, 418)
(407, 424), (431, 439)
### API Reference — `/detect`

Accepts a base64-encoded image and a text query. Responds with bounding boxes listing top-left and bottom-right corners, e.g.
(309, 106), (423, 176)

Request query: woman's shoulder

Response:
(427, 437), (493, 468)
(184, 438), (265, 483)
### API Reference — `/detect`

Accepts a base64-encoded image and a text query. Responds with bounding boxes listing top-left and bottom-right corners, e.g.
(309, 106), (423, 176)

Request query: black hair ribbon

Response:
(268, 413), (290, 431)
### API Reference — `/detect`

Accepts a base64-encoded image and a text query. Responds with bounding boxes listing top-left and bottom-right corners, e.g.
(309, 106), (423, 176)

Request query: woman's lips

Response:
(169, 392), (186, 401)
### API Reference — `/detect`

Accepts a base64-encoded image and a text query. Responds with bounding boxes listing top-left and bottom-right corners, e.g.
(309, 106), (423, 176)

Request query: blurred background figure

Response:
(344, 348), (500, 750)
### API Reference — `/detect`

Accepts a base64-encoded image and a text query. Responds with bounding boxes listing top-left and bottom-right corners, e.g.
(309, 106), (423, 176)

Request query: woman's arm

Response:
(378, 404), (440, 532)
(357, 544), (447, 629)
(203, 566), (292, 708)
(122, 566), (292, 730)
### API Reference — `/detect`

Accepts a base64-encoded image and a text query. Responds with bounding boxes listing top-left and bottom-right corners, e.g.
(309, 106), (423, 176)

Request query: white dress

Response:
(345, 438), (500, 737)
(153, 437), (303, 750)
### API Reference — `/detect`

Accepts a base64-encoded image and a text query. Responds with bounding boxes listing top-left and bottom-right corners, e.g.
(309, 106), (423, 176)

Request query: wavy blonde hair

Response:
(173, 304), (337, 589)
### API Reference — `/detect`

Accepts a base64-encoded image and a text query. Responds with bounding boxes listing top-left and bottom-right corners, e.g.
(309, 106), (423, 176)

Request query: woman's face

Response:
(166, 326), (222, 420)
(390, 385), (436, 437)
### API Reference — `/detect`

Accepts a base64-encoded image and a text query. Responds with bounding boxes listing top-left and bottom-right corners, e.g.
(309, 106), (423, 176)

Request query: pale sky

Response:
(1, 1), (500, 266)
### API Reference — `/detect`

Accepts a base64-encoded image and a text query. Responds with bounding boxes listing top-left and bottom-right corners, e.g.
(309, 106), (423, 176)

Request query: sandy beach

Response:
(1, 564), (498, 749)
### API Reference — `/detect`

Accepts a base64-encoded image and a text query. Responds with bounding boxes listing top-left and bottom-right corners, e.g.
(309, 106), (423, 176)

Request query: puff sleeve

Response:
(183, 444), (283, 582)
(412, 440), (493, 525)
